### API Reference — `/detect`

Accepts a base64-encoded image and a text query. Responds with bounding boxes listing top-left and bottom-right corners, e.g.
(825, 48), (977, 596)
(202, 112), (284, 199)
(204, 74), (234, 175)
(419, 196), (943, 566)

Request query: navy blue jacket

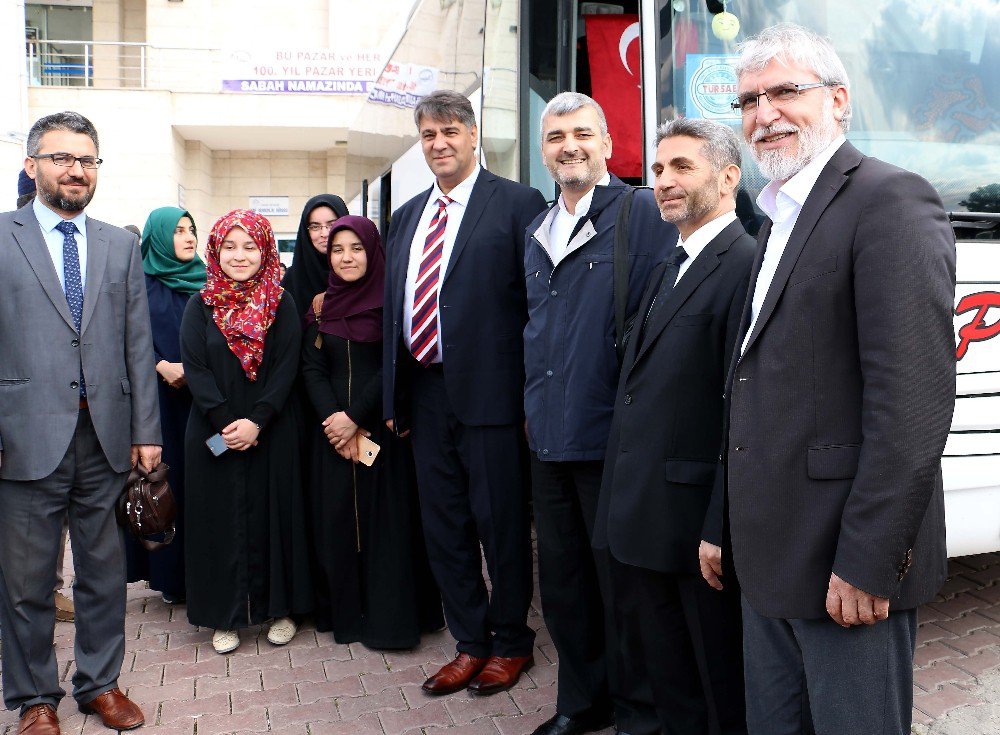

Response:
(523, 176), (677, 461)
(383, 167), (547, 429)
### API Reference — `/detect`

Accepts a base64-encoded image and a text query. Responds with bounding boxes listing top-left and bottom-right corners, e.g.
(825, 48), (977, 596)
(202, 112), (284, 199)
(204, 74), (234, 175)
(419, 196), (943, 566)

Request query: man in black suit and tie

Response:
(383, 90), (547, 696)
(595, 118), (754, 735)
(700, 24), (956, 734)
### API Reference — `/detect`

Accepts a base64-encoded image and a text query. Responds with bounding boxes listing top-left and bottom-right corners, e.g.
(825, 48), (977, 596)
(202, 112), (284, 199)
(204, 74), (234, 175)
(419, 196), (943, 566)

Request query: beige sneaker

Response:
(211, 629), (240, 654)
(267, 617), (297, 646)
(54, 591), (75, 622)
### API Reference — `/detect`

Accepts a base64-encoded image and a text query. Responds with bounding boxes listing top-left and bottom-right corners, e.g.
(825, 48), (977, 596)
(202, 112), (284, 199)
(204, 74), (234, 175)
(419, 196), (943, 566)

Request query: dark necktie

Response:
(55, 220), (86, 397)
(641, 245), (689, 339)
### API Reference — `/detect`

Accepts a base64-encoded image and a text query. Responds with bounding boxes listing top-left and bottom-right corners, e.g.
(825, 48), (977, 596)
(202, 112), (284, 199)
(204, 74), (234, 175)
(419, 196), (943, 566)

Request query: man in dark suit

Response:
(0, 111), (161, 734)
(383, 90), (547, 696)
(595, 118), (753, 735)
(700, 24), (956, 734)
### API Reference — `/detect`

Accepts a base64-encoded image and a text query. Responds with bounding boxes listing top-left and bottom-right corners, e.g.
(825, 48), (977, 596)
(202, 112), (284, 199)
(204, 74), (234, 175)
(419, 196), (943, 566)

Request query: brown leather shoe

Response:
(54, 592), (74, 623)
(18, 704), (60, 735)
(78, 688), (144, 730)
(467, 654), (534, 695)
(422, 652), (489, 695)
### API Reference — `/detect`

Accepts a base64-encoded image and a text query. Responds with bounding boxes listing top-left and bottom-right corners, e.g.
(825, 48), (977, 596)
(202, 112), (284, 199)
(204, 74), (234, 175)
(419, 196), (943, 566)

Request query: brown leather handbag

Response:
(116, 463), (177, 551)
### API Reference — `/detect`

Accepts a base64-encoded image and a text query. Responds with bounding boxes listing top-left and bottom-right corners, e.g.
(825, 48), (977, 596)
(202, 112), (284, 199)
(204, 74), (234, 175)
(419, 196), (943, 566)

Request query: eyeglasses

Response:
(307, 223), (336, 233)
(31, 152), (103, 169)
(731, 82), (837, 115)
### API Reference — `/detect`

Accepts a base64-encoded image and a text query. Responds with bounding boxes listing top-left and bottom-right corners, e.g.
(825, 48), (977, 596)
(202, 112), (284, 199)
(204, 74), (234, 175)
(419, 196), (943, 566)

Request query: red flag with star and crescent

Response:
(585, 14), (642, 178)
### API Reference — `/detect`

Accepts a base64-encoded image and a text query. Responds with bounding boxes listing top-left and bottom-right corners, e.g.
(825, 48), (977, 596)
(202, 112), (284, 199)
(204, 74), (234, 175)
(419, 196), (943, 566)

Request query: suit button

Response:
(545, 370), (553, 377)
(624, 394), (632, 405)
(70, 381), (79, 390)
(550, 290), (558, 297)
(542, 449), (550, 455)
(722, 392), (727, 400)
(734, 446), (745, 452)
(71, 338), (80, 347)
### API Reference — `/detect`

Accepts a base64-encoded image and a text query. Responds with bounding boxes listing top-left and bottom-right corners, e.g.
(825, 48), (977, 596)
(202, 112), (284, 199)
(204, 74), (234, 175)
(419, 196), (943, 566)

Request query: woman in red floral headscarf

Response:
(180, 209), (312, 655)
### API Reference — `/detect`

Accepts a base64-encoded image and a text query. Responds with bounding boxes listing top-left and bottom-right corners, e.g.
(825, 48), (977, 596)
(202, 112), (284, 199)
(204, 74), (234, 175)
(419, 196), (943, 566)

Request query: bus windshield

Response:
(655, 0), (1000, 235)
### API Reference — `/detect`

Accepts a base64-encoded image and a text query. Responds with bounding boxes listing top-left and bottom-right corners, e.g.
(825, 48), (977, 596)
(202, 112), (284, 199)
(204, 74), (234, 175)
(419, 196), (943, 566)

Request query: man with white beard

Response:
(699, 22), (956, 735)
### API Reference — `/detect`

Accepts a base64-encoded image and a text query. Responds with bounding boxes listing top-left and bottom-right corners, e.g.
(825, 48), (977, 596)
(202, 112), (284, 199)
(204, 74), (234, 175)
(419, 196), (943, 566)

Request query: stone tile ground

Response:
(1, 547), (997, 734)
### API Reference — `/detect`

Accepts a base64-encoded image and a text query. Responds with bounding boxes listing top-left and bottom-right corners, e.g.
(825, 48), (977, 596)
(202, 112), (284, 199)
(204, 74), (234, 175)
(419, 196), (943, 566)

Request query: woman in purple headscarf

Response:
(300, 215), (443, 649)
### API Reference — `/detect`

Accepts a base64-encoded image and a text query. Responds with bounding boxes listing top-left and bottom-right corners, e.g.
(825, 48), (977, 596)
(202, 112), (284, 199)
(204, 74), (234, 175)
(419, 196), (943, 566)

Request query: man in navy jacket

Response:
(383, 90), (547, 696)
(523, 92), (676, 735)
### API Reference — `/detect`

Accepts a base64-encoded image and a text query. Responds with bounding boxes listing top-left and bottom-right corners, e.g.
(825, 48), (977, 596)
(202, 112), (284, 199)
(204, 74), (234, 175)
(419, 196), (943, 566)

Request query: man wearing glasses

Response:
(700, 23), (956, 735)
(0, 111), (161, 734)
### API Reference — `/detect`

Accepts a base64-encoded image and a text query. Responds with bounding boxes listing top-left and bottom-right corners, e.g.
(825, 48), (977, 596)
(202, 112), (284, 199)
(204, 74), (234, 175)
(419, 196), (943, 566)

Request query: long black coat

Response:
(180, 295), (313, 629)
(301, 325), (443, 648)
(722, 142), (956, 619)
(125, 276), (193, 597)
(595, 219), (755, 575)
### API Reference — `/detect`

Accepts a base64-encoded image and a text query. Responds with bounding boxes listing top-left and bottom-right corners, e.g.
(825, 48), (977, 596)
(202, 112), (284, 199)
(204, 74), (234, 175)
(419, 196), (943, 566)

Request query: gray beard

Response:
(753, 120), (836, 182)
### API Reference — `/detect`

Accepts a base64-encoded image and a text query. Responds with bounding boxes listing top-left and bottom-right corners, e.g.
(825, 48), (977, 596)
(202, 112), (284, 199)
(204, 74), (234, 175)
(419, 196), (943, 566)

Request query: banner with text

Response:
(368, 62), (440, 108)
(222, 49), (383, 94)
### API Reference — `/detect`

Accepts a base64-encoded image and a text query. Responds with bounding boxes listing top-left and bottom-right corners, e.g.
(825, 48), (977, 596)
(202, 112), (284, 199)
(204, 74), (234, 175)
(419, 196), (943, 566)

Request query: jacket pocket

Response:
(673, 313), (713, 327)
(101, 281), (126, 293)
(788, 256), (837, 287)
(807, 443), (861, 480)
(0, 378), (30, 385)
(664, 458), (717, 486)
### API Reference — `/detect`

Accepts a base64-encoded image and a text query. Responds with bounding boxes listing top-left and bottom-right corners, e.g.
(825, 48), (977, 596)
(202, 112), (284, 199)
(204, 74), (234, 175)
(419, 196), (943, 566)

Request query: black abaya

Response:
(125, 275), (191, 598)
(301, 323), (443, 649)
(180, 295), (313, 629)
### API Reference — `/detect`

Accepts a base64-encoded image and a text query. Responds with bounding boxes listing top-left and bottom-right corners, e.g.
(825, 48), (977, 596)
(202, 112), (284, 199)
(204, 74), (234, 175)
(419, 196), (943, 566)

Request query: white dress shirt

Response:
(403, 166), (481, 362)
(741, 135), (845, 355)
(33, 195), (88, 292)
(674, 210), (737, 286)
(548, 173), (611, 266)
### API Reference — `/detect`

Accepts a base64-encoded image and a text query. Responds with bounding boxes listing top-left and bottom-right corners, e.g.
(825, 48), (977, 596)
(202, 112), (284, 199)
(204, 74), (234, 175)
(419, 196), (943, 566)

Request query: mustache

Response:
(657, 188), (685, 203)
(749, 122), (798, 143)
(556, 155), (587, 162)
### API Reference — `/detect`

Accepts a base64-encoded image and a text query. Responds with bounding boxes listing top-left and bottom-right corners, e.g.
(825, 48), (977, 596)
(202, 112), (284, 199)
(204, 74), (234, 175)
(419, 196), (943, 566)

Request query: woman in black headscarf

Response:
(281, 194), (349, 319)
(301, 216), (443, 649)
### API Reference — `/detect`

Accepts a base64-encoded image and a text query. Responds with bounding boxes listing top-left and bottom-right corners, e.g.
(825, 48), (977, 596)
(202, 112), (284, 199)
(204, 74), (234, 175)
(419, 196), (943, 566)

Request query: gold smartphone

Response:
(357, 435), (381, 467)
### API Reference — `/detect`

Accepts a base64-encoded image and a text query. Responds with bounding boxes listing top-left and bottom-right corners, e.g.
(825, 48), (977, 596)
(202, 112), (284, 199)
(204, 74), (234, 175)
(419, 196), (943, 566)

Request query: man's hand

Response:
(385, 419), (410, 438)
(324, 411), (358, 449)
(131, 444), (162, 470)
(155, 360), (186, 389)
(336, 436), (361, 463)
(221, 419), (260, 451)
(826, 572), (890, 627)
(699, 540), (724, 591)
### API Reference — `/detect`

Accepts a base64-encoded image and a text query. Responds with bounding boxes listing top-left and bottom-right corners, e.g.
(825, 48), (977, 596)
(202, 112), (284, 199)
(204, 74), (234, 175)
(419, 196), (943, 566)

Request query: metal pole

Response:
(84, 43), (90, 86)
(361, 179), (369, 217)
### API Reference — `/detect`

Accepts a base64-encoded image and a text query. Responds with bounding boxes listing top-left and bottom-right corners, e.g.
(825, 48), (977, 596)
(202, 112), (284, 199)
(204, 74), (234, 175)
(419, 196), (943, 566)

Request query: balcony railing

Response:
(26, 39), (223, 92)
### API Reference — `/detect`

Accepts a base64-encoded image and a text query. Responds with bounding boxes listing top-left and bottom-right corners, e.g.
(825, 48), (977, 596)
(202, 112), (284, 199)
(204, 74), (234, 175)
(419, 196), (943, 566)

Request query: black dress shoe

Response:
(531, 712), (613, 735)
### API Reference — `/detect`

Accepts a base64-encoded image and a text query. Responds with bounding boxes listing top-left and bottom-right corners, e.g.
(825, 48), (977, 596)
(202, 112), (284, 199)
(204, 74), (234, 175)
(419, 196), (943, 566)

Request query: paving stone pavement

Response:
(0, 548), (997, 734)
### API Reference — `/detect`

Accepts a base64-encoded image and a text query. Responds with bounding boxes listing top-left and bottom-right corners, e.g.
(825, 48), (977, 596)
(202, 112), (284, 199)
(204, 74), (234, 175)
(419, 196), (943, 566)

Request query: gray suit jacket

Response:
(0, 205), (161, 480)
(724, 142), (956, 618)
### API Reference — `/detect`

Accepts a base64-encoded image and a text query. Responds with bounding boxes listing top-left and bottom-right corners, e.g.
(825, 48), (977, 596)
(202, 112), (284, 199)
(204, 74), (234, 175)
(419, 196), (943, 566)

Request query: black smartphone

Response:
(206, 433), (228, 456)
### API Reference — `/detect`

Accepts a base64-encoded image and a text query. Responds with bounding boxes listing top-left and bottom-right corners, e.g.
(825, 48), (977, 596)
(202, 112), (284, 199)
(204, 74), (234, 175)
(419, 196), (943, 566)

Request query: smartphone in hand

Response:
(357, 435), (380, 466)
(206, 433), (228, 456)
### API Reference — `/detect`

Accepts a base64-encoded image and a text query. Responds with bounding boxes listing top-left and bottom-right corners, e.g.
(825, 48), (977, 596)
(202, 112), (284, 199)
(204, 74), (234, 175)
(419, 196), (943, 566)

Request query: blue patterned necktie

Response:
(55, 220), (86, 397)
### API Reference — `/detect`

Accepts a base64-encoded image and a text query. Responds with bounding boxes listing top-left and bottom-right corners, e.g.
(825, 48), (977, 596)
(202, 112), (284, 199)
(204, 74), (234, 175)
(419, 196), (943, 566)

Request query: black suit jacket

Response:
(723, 142), (956, 619)
(595, 218), (755, 574)
(382, 167), (547, 428)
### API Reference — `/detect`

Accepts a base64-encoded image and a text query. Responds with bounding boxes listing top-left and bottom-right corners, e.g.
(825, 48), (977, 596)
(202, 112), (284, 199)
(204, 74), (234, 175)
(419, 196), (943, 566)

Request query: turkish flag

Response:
(585, 14), (642, 178)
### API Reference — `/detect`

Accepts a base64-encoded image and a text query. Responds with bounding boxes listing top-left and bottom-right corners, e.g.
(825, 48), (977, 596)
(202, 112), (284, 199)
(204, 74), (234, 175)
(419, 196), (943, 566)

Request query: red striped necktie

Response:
(410, 195), (452, 365)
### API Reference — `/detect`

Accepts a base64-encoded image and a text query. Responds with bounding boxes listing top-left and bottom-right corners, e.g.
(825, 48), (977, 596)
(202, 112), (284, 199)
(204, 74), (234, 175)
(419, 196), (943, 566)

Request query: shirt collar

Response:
(557, 172), (612, 219)
(756, 135), (846, 223)
(678, 210), (737, 261)
(432, 165), (481, 207)
(33, 195), (87, 234)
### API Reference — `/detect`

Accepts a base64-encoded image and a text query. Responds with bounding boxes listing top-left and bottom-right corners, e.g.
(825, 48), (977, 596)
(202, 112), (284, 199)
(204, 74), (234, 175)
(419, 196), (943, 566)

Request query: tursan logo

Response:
(689, 57), (739, 120)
